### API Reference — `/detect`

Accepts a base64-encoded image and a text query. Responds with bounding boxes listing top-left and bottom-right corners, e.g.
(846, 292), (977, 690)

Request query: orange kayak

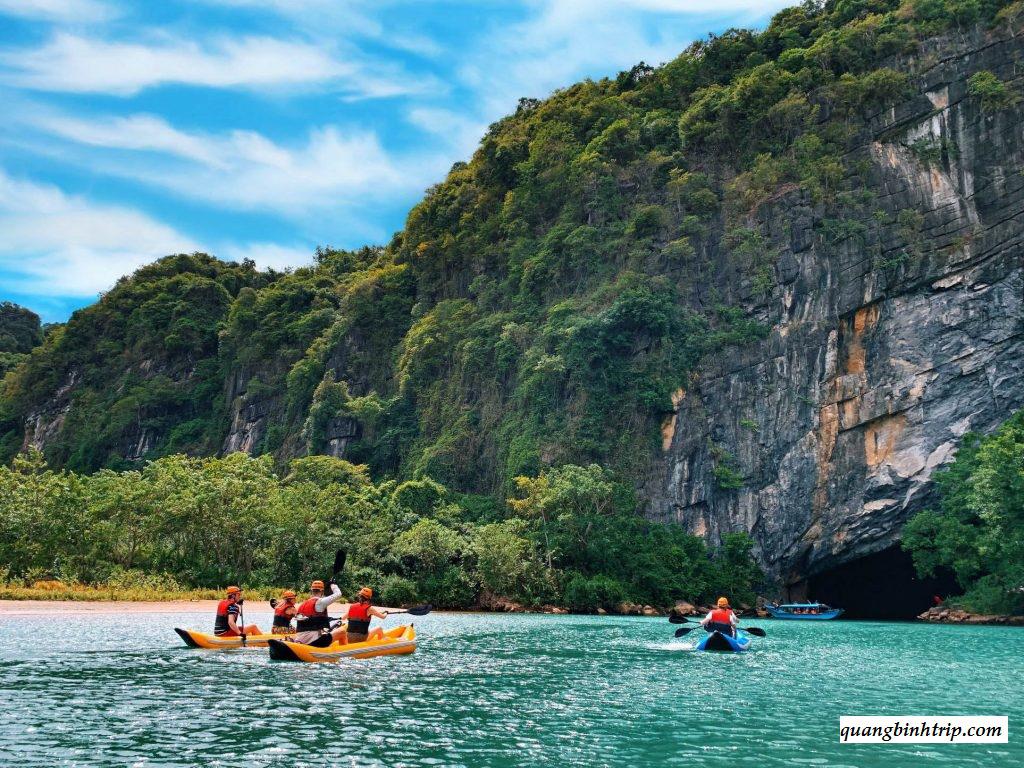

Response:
(267, 625), (416, 662)
(174, 628), (290, 649)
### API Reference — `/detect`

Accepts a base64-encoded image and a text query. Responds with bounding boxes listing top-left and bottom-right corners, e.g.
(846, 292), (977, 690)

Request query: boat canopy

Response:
(774, 603), (831, 609)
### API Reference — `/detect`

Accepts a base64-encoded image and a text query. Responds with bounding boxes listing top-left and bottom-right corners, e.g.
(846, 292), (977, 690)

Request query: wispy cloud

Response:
(0, 32), (421, 97)
(0, 168), (198, 297)
(25, 110), (440, 220)
(0, 0), (113, 23)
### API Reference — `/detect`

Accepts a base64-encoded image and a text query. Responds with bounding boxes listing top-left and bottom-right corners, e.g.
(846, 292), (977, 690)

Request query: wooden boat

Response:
(764, 602), (843, 620)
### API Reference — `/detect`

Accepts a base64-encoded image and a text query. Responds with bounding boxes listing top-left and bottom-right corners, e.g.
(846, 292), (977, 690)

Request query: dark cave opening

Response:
(804, 545), (960, 620)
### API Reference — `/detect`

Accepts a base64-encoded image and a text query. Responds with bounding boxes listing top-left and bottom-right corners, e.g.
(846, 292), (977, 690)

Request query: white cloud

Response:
(30, 112), (223, 166)
(0, 0), (112, 22)
(0, 169), (198, 297)
(0, 32), (364, 96)
(25, 111), (440, 219)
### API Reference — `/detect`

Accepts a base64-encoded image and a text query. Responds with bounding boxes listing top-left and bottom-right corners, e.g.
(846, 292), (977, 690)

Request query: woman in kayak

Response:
(293, 580), (347, 644)
(700, 596), (739, 637)
(336, 587), (388, 645)
(214, 586), (263, 637)
(272, 590), (298, 634)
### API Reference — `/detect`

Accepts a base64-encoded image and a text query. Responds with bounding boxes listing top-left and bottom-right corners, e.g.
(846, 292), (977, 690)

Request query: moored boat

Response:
(267, 624), (417, 663)
(765, 602), (843, 620)
(175, 628), (290, 649)
(695, 629), (751, 653)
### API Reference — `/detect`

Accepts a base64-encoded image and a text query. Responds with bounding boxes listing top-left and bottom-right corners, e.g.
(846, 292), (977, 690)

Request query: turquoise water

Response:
(1, 610), (1020, 767)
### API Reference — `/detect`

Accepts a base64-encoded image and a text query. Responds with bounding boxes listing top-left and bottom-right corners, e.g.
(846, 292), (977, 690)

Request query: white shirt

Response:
(314, 583), (345, 613)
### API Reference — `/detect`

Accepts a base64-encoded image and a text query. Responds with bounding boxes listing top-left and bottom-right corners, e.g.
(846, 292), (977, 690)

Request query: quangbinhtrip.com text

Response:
(839, 716), (1008, 743)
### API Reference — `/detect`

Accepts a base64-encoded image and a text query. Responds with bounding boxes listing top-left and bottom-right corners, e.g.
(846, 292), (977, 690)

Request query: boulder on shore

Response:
(669, 601), (697, 619)
(917, 606), (1024, 626)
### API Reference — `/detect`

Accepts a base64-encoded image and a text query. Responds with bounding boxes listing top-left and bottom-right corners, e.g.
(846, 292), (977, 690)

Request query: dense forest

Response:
(2, 0), (1024, 610)
(0, 452), (761, 609)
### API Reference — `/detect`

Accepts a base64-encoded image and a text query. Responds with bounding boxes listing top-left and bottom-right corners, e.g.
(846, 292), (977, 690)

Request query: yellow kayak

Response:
(174, 628), (291, 649)
(267, 625), (416, 662)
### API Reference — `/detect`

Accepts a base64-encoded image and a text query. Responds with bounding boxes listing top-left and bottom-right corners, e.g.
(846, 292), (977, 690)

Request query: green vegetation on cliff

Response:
(903, 409), (1024, 615)
(0, 302), (43, 383)
(0, 451), (761, 609)
(4, 0), (1013, 497)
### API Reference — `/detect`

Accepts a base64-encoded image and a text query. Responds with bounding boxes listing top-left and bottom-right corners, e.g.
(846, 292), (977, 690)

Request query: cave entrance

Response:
(802, 545), (960, 620)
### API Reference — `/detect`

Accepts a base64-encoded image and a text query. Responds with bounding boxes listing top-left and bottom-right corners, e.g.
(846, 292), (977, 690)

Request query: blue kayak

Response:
(695, 630), (751, 653)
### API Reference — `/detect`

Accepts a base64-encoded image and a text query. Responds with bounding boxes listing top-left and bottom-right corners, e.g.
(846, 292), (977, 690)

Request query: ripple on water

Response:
(1, 613), (1022, 766)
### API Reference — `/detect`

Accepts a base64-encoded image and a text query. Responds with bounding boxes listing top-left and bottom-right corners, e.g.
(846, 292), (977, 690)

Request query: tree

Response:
(903, 410), (1024, 614)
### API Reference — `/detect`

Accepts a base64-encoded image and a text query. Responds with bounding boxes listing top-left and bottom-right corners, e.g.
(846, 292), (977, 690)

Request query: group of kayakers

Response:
(215, 581), (388, 645)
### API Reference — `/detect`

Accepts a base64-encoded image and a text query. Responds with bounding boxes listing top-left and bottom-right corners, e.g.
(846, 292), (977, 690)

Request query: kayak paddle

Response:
(675, 625), (766, 638)
(668, 615), (698, 624)
(238, 598), (247, 648)
(385, 604), (432, 617)
(331, 549), (346, 581)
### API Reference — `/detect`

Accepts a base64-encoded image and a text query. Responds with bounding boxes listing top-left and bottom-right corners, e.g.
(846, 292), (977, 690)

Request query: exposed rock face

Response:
(649, 29), (1024, 589)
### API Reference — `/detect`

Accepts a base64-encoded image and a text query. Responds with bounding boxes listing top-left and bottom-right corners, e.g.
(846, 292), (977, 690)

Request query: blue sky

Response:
(0, 0), (790, 322)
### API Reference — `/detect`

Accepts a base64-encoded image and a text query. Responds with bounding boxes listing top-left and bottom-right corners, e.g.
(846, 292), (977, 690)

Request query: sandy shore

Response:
(0, 599), (403, 616)
(0, 599), (227, 615)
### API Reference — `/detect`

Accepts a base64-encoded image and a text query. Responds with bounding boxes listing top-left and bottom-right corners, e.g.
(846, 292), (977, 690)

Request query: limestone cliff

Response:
(648, 28), (1024, 589)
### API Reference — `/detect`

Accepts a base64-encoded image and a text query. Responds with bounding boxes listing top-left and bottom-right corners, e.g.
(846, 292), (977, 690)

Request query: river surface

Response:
(0, 610), (1020, 767)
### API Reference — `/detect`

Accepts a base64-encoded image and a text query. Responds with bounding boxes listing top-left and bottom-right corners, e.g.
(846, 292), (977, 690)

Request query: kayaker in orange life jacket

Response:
(213, 586), (263, 637)
(271, 590), (298, 634)
(336, 587), (388, 645)
(292, 579), (347, 644)
(700, 596), (739, 637)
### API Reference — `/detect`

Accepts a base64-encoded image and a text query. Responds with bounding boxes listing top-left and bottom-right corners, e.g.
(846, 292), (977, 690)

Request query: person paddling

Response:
(700, 596), (739, 638)
(214, 586), (263, 638)
(272, 590), (298, 635)
(293, 580), (347, 644)
(336, 587), (388, 645)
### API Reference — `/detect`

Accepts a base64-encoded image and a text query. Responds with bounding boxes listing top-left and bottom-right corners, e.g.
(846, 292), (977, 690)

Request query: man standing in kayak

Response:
(293, 580), (347, 644)
(700, 597), (739, 637)
(214, 586), (263, 637)
(272, 590), (298, 634)
(336, 587), (388, 645)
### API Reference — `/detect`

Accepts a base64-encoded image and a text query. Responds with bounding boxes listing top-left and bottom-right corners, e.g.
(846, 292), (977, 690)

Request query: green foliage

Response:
(967, 70), (1018, 112)
(709, 441), (745, 490)
(903, 410), (1024, 615)
(563, 573), (627, 612)
(0, 302), (43, 355)
(0, 453), (764, 611)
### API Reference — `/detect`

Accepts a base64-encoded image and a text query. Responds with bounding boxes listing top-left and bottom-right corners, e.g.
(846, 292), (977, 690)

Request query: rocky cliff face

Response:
(649, 28), (1024, 589)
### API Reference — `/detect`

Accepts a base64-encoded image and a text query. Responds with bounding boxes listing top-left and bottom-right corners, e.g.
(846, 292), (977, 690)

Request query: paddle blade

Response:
(743, 627), (766, 637)
(674, 626), (696, 638)
(309, 634), (335, 648)
(668, 614), (689, 624)
(405, 604), (432, 616)
(269, 598), (278, 608)
(332, 549), (346, 576)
